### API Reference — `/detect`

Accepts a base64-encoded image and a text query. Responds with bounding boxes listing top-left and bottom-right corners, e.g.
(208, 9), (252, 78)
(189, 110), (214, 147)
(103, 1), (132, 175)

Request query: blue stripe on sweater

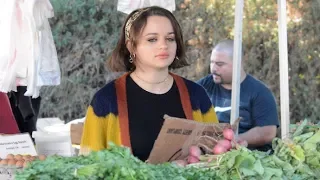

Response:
(183, 78), (212, 114)
(90, 80), (118, 117)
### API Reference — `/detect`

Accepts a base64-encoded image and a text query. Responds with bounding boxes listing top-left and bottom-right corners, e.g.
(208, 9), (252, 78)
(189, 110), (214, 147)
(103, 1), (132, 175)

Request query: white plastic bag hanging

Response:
(35, 0), (61, 87)
(0, 0), (32, 93)
(24, 0), (60, 98)
(0, 0), (15, 92)
(117, 0), (176, 14)
(0, 0), (60, 98)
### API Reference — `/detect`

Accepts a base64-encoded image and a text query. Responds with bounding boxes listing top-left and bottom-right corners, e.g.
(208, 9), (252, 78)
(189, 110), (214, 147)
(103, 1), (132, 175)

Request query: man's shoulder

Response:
(196, 74), (217, 91)
(244, 74), (273, 93)
(197, 74), (213, 85)
(243, 74), (277, 109)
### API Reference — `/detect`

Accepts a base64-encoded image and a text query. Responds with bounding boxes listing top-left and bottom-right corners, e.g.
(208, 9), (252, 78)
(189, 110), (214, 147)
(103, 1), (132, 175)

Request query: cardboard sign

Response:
(147, 115), (235, 164)
(0, 133), (37, 159)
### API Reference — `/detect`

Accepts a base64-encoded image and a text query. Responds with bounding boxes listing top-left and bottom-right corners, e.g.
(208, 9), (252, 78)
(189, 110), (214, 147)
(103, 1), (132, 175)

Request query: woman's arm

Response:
(80, 105), (108, 155)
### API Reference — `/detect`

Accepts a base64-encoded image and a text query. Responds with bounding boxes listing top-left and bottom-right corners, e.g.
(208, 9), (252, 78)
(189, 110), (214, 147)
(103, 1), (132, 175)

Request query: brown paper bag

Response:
(70, 123), (84, 145)
(147, 115), (239, 164)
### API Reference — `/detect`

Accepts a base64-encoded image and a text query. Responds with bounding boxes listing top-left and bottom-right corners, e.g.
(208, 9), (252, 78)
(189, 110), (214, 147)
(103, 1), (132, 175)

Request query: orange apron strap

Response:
(115, 72), (132, 149)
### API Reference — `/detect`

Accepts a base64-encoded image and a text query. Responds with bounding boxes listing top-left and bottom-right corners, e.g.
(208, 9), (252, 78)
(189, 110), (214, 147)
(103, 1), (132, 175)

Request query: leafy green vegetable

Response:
(15, 143), (219, 180)
(292, 119), (308, 137)
(303, 130), (320, 151)
(293, 132), (314, 144)
(15, 120), (320, 180)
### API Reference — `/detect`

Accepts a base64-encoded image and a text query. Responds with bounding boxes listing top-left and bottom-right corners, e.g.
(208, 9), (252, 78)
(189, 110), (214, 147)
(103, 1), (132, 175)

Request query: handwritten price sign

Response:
(0, 133), (37, 159)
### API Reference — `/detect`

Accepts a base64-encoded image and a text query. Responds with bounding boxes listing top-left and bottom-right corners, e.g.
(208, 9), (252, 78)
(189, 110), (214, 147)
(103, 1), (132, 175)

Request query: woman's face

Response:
(133, 16), (177, 71)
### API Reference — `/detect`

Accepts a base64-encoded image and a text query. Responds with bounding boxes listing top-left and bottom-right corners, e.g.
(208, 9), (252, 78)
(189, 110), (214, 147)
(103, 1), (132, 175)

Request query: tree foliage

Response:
(40, 0), (320, 124)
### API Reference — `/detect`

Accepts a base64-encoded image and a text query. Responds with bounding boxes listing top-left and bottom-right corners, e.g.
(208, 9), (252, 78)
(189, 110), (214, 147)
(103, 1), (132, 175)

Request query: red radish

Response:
(189, 145), (201, 158)
(217, 139), (232, 150)
(172, 160), (187, 167)
(223, 128), (235, 141)
(212, 144), (227, 155)
(187, 155), (200, 164)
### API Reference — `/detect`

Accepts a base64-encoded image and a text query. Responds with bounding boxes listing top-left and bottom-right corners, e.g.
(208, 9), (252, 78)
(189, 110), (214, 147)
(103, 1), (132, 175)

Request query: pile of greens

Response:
(193, 119), (320, 180)
(15, 120), (320, 180)
(15, 143), (218, 180)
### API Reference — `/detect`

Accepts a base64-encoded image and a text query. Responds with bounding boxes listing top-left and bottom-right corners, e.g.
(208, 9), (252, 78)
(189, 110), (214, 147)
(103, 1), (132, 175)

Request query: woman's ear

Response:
(126, 40), (134, 54)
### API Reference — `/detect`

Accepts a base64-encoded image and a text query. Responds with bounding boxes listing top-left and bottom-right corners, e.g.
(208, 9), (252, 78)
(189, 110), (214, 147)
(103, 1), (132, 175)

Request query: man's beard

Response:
(212, 73), (224, 84)
(212, 73), (232, 85)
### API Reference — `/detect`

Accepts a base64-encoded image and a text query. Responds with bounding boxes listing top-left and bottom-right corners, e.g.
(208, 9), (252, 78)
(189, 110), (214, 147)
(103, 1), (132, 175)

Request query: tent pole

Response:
(230, 0), (244, 135)
(277, 0), (290, 139)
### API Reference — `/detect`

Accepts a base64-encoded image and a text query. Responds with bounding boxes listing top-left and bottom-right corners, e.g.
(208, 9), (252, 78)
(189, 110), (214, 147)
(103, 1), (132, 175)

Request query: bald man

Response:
(197, 39), (279, 152)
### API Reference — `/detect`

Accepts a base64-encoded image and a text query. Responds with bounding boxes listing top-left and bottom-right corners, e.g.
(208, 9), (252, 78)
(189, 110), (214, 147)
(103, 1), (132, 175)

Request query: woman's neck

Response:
(130, 69), (173, 94)
(133, 69), (170, 84)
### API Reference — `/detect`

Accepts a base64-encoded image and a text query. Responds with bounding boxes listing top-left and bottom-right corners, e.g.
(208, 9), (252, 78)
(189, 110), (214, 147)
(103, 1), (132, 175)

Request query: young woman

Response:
(80, 6), (219, 161)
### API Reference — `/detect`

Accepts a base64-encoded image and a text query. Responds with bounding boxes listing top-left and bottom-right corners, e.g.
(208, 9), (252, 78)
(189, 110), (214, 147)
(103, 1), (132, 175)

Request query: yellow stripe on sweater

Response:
(80, 106), (122, 153)
(106, 113), (122, 147)
(192, 106), (219, 123)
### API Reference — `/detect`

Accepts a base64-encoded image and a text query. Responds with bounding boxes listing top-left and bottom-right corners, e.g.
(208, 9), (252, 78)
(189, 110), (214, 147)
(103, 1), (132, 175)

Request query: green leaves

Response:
(201, 121), (320, 180)
(292, 119), (308, 137)
(303, 130), (320, 151)
(252, 159), (264, 175)
(16, 122), (320, 180)
(16, 143), (219, 180)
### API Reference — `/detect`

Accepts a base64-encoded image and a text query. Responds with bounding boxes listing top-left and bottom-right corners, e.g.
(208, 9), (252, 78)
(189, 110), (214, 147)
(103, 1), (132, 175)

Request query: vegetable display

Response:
(15, 143), (218, 180)
(188, 119), (320, 179)
(14, 119), (320, 180)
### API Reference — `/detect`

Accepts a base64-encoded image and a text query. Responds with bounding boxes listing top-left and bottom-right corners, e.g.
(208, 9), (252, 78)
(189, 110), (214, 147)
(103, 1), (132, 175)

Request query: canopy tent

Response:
(117, 0), (291, 139)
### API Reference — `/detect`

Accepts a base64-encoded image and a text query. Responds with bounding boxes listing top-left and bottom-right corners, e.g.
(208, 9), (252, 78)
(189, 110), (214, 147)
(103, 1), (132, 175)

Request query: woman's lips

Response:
(157, 55), (169, 59)
(156, 53), (169, 59)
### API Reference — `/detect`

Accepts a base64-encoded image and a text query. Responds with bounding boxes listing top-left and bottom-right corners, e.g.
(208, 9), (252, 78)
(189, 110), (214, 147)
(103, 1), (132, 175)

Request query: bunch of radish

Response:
(212, 128), (234, 155)
(192, 128), (235, 162)
(174, 128), (248, 166)
(172, 146), (201, 167)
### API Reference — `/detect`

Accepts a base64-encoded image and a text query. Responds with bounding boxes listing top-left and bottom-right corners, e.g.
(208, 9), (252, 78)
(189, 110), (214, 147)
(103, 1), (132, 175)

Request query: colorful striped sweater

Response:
(80, 72), (218, 153)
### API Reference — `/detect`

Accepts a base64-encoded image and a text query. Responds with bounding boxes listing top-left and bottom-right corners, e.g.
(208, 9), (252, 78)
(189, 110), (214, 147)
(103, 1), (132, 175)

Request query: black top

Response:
(126, 75), (186, 161)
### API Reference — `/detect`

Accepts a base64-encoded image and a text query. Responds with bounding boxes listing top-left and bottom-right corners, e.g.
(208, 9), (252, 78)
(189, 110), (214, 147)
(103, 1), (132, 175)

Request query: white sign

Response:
(0, 133), (38, 159)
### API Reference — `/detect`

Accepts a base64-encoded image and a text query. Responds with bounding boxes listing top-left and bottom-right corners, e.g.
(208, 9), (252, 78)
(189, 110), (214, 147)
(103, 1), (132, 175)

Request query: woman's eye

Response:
(167, 38), (175, 42)
(148, 38), (157, 42)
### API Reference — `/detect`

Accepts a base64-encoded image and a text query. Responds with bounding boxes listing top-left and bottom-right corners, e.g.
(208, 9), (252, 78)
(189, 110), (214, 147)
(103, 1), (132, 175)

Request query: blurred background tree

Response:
(41, 0), (320, 124)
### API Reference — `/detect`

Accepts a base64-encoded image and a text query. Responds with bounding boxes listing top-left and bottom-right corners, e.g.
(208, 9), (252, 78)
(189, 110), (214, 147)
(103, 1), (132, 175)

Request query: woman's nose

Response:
(159, 39), (168, 49)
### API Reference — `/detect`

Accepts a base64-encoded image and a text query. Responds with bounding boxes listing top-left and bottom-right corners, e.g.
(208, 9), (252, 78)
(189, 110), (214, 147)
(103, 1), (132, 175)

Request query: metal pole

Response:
(230, 0), (244, 135)
(277, 0), (290, 139)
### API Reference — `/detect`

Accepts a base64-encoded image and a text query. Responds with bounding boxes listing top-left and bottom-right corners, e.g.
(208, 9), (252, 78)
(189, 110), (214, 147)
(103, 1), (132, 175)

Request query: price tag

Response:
(0, 133), (37, 159)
